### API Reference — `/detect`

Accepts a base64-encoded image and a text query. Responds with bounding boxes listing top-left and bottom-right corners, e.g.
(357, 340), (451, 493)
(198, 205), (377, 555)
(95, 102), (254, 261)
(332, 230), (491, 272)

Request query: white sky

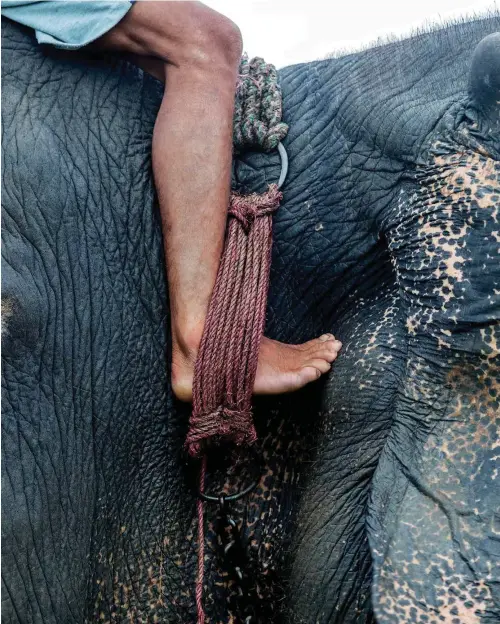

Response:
(205, 0), (497, 68)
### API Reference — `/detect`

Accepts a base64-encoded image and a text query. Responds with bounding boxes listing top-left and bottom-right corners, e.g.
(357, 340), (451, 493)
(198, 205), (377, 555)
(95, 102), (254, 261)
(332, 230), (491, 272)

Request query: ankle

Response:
(172, 321), (204, 361)
(171, 324), (202, 403)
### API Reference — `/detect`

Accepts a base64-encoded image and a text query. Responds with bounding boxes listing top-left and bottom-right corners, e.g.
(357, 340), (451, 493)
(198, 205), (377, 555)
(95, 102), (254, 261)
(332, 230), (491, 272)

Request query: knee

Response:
(118, 2), (243, 75)
(185, 6), (243, 71)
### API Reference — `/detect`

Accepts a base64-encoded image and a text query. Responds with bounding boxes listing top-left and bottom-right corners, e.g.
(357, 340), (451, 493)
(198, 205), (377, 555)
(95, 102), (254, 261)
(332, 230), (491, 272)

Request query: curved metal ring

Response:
(276, 141), (288, 190)
(198, 476), (260, 504)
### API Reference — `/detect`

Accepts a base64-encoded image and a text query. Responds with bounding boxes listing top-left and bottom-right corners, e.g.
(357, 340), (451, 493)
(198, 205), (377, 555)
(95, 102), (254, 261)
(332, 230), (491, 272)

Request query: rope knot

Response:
(186, 406), (257, 458)
(229, 184), (282, 232)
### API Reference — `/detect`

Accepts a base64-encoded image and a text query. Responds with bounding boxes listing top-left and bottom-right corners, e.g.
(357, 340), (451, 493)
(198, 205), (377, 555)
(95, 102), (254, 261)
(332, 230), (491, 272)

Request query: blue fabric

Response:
(1, 1), (133, 49)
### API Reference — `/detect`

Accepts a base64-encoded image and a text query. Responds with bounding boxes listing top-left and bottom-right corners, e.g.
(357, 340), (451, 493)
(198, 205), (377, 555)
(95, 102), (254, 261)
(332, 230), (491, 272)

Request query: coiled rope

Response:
(186, 55), (288, 456)
(185, 55), (288, 624)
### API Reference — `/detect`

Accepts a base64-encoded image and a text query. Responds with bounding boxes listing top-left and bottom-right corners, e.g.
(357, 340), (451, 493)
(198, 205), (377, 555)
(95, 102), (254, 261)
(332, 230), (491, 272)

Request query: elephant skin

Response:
(2, 14), (500, 624)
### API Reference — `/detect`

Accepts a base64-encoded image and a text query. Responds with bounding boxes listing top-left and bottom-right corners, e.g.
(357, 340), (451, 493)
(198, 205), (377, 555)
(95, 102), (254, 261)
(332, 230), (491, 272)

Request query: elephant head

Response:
(2, 15), (499, 624)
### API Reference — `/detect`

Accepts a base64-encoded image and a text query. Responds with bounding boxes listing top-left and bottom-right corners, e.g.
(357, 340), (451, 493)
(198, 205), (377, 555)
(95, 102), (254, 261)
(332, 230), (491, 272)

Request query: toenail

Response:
(319, 333), (333, 341)
(334, 340), (342, 348)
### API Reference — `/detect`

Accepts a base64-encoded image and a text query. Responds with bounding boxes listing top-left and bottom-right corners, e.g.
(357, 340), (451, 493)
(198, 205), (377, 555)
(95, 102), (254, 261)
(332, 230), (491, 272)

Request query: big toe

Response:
(296, 359), (331, 387)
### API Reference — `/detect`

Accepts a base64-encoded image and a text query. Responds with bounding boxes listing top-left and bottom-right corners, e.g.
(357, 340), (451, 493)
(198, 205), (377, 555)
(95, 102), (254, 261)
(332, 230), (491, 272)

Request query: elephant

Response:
(2, 11), (499, 624)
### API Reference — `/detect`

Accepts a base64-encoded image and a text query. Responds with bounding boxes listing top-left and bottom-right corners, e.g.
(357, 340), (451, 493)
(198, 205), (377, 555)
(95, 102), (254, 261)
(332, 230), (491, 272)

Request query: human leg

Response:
(94, 1), (342, 400)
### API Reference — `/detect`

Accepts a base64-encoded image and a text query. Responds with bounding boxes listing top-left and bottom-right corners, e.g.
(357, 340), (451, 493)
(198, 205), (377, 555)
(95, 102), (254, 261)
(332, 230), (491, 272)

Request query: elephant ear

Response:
(468, 33), (500, 133)
(368, 32), (500, 624)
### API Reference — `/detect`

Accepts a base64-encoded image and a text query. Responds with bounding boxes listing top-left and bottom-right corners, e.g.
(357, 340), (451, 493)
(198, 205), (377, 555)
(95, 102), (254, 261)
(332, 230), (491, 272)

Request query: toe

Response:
(311, 336), (341, 350)
(318, 333), (335, 342)
(321, 348), (340, 362)
(314, 340), (342, 360)
(296, 366), (322, 386)
(296, 359), (331, 386)
(305, 358), (332, 374)
(326, 339), (342, 352)
(304, 336), (335, 353)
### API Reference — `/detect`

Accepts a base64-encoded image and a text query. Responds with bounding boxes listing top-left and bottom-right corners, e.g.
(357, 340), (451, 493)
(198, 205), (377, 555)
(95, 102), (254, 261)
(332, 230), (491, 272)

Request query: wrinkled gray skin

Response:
(2, 15), (500, 624)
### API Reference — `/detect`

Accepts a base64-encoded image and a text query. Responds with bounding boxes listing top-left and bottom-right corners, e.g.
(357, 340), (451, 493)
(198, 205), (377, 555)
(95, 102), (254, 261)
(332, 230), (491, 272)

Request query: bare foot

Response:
(172, 333), (342, 402)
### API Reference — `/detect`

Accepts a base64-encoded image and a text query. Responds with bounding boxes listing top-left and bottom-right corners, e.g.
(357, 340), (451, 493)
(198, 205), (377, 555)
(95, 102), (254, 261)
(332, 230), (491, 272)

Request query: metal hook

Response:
(197, 452), (261, 503)
(198, 477), (259, 503)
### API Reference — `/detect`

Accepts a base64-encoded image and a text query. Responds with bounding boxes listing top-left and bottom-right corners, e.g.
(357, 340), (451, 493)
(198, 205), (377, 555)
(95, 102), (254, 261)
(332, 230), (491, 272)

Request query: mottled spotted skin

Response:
(88, 405), (321, 623)
(370, 137), (500, 622)
(199, 415), (314, 623)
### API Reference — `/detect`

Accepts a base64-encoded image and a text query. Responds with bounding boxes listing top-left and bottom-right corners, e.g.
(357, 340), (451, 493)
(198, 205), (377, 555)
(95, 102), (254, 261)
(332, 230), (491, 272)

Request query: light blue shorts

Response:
(1, 1), (134, 50)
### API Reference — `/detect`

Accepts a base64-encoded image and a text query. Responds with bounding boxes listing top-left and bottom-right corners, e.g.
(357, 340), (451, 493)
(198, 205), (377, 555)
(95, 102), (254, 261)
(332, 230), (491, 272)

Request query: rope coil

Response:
(186, 184), (281, 457)
(233, 55), (289, 153)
